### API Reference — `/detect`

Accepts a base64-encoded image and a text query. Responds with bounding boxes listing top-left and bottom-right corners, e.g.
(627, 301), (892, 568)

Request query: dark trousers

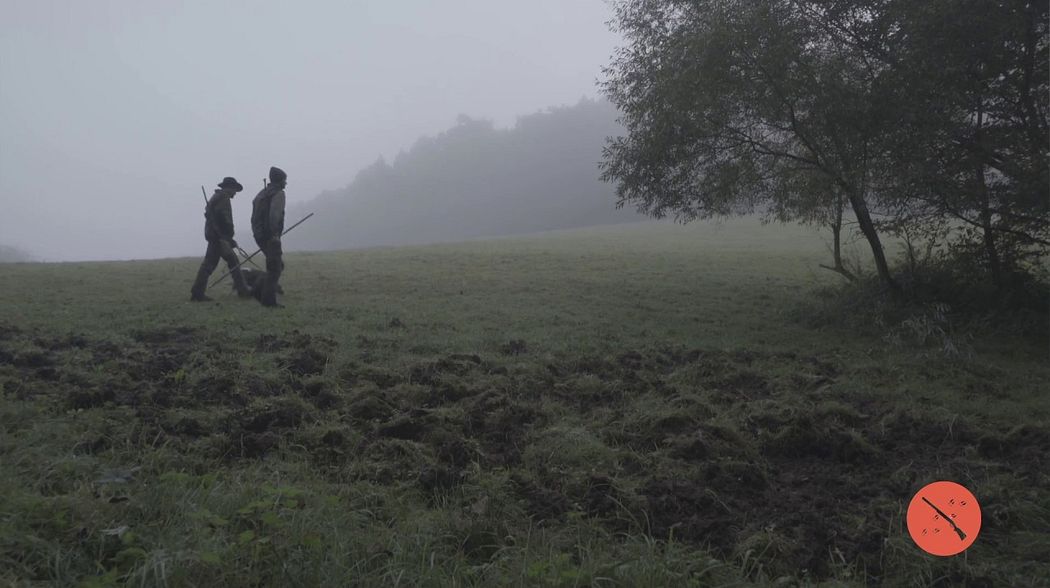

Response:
(191, 239), (247, 297)
(255, 239), (283, 306)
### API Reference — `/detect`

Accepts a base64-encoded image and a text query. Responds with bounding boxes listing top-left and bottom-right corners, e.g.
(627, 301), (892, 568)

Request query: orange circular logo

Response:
(907, 481), (981, 556)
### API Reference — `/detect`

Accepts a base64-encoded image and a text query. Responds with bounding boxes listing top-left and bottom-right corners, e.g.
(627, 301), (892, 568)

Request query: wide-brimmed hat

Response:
(218, 177), (243, 192)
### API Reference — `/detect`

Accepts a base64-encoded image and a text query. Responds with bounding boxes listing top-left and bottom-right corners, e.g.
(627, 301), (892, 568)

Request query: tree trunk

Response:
(1020, 3), (1047, 154)
(973, 106), (1003, 291)
(977, 163), (1003, 291)
(847, 190), (898, 292)
(832, 220), (843, 267)
(832, 196), (844, 269)
(819, 194), (855, 281)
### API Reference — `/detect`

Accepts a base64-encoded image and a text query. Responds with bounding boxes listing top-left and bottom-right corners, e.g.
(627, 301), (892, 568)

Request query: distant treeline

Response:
(0, 244), (33, 263)
(289, 98), (641, 251)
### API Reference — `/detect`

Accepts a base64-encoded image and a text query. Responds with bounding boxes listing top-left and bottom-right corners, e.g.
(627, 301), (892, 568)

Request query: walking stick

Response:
(227, 241), (264, 270)
(208, 212), (315, 288)
(236, 246), (263, 269)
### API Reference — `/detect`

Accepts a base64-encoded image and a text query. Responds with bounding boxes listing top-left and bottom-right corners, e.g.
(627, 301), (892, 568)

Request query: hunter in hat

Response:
(251, 166), (288, 307)
(190, 176), (251, 301)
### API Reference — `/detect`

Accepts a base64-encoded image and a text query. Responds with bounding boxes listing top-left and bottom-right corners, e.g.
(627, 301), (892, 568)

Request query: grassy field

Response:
(1, 219), (1047, 587)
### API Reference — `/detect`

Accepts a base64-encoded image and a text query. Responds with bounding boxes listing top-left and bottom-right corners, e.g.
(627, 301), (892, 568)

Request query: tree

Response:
(600, 0), (1049, 294)
(601, 0), (903, 289)
(604, 0), (1045, 294)
(878, 0), (1049, 291)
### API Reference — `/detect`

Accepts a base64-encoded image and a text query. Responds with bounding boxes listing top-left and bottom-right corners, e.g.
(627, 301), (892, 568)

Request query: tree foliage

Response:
(879, 1), (1049, 284)
(601, 0), (1048, 293)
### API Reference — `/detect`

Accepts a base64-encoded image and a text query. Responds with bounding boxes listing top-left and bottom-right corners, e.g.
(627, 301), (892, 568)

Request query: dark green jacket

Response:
(204, 190), (235, 242)
(251, 184), (286, 243)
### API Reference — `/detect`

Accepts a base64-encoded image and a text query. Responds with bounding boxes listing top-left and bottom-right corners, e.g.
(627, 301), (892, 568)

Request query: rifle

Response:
(208, 212), (315, 288)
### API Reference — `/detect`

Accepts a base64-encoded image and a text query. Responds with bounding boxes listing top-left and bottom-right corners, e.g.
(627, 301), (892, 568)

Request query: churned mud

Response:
(1, 324), (1046, 583)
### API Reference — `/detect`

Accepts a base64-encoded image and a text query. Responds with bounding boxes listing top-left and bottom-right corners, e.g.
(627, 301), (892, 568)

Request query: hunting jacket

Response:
(204, 190), (236, 242)
(251, 184), (286, 244)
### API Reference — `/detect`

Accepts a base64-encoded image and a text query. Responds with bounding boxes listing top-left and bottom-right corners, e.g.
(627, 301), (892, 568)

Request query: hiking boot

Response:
(190, 264), (212, 301)
(256, 279), (282, 307)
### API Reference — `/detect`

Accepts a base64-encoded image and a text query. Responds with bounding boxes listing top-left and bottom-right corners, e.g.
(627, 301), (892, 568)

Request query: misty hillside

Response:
(0, 245), (33, 263)
(289, 99), (641, 251)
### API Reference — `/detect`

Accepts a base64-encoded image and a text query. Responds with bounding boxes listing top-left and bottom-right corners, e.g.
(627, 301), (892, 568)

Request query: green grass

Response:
(1, 219), (1047, 587)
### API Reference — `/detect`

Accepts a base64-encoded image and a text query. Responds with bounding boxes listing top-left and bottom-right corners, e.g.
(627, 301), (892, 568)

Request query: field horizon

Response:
(2, 219), (1047, 586)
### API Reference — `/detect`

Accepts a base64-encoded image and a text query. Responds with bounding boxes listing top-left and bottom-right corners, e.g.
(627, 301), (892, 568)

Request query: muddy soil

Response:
(1, 326), (1046, 584)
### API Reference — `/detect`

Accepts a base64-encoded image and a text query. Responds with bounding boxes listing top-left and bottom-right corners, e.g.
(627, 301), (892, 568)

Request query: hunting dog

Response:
(237, 268), (284, 297)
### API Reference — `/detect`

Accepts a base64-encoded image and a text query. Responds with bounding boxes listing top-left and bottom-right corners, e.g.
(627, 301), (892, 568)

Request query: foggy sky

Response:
(0, 1), (620, 261)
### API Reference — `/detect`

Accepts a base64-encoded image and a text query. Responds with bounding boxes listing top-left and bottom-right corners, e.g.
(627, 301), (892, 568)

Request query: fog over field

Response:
(1, 1), (621, 261)
(1, 2), (1048, 585)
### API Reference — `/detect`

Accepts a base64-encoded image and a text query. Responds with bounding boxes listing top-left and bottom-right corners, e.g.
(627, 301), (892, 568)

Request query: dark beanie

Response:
(269, 166), (287, 184)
